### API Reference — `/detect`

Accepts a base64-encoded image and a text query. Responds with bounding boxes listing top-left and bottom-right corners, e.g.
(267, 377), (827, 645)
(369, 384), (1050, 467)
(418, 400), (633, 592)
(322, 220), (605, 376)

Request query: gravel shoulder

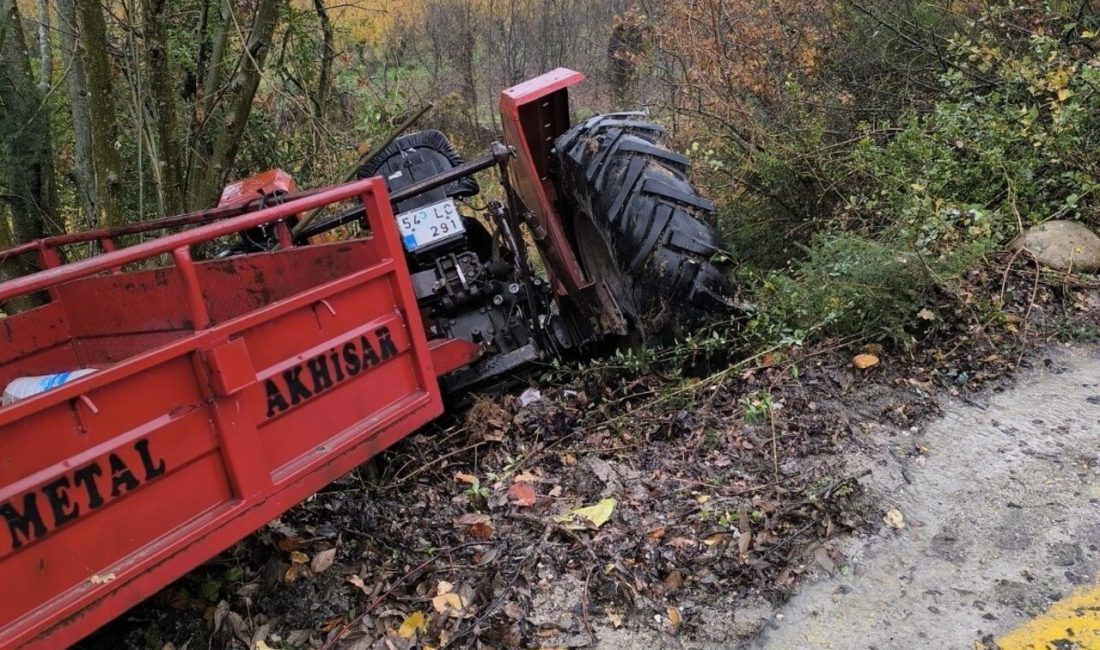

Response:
(588, 344), (1100, 650)
(754, 342), (1100, 649)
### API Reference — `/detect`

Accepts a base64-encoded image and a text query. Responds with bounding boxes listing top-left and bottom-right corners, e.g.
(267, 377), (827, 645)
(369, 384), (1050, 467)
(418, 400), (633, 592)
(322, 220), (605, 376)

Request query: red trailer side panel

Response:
(0, 179), (443, 649)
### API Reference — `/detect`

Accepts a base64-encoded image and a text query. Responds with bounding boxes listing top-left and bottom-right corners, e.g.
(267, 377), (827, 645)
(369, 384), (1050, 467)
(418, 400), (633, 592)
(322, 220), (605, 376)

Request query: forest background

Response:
(1, 0), (1097, 347)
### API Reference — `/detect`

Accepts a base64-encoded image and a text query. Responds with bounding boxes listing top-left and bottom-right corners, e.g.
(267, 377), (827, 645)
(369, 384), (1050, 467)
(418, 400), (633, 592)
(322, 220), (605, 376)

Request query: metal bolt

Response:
(493, 294), (504, 306)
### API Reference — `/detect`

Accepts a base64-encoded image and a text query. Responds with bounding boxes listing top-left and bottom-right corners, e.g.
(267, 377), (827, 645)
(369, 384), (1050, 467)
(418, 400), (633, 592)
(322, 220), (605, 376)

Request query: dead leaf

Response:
(607, 611), (623, 628)
(475, 547), (499, 565)
(346, 574), (371, 595)
(454, 513), (490, 526)
(883, 508), (906, 529)
(703, 533), (729, 547)
(917, 308), (936, 321)
(454, 472), (478, 485)
(289, 550), (309, 564)
(468, 521), (493, 539)
(432, 591), (465, 614)
(276, 536), (306, 551)
(513, 471), (540, 482)
(508, 482), (537, 507)
(89, 573), (116, 585)
(504, 602), (525, 619)
(556, 498), (615, 529)
(775, 566), (794, 586)
(667, 537), (696, 550)
(664, 570), (683, 592)
(283, 563), (304, 583)
(455, 513), (494, 539)
(648, 526), (667, 542)
(396, 612), (427, 639)
(213, 600), (230, 634)
(667, 606), (682, 632)
(738, 530), (753, 557)
(852, 353), (880, 369)
(311, 548), (336, 574)
(285, 630), (310, 646)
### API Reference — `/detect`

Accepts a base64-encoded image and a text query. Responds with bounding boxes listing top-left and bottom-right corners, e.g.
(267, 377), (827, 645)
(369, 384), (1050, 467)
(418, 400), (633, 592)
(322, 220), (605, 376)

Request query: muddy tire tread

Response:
(554, 114), (732, 325)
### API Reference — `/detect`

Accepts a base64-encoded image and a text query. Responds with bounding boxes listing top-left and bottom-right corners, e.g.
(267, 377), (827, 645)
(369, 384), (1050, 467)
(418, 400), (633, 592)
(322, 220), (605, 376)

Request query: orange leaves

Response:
(658, 0), (837, 123)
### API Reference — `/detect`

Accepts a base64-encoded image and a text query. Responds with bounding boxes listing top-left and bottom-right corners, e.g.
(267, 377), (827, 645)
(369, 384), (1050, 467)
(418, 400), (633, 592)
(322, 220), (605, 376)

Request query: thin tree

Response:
(183, 0), (283, 209)
(58, 0), (126, 228)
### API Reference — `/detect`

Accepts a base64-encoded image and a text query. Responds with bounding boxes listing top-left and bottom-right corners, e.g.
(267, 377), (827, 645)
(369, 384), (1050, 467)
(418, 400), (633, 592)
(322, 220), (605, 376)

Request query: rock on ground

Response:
(1012, 220), (1100, 272)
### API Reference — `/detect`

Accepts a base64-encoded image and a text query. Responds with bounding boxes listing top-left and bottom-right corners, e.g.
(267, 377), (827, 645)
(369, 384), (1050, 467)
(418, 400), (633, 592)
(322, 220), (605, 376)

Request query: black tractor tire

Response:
(553, 113), (733, 335)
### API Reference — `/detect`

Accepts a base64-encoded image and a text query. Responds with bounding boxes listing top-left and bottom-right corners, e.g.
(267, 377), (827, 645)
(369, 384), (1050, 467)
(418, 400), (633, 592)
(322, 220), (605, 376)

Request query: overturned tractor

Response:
(0, 68), (729, 649)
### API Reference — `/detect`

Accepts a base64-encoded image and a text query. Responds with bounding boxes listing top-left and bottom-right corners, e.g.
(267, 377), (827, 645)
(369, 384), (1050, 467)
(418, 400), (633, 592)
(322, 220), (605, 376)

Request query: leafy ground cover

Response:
(83, 250), (1099, 650)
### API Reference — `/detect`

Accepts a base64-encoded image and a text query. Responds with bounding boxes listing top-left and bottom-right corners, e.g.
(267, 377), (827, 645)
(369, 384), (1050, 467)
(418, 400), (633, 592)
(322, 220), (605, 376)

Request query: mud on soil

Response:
(81, 255), (1099, 650)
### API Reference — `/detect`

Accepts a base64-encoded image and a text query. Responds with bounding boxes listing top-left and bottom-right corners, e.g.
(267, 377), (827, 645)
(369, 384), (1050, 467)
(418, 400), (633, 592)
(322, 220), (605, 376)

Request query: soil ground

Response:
(593, 343), (1100, 649)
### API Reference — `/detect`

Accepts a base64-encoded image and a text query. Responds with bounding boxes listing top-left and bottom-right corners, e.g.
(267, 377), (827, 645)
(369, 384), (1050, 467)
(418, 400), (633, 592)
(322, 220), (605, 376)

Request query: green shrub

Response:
(737, 10), (1100, 349)
(744, 233), (979, 347)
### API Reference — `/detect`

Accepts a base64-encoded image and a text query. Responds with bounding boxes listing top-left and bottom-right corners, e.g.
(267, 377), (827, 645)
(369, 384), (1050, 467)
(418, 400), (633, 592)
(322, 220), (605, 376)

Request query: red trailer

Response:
(0, 178), (451, 649)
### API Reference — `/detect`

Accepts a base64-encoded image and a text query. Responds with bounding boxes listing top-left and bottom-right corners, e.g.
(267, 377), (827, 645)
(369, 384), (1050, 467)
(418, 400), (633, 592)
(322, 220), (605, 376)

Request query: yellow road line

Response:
(996, 576), (1100, 650)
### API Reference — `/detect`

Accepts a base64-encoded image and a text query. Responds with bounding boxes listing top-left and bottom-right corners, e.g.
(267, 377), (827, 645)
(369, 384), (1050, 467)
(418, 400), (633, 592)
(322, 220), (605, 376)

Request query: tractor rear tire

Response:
(553, 113), (733, 335)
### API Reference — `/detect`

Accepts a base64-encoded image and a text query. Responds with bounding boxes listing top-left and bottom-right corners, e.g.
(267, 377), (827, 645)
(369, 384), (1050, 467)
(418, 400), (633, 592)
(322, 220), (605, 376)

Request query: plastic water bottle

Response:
(2, 369), (98, 406)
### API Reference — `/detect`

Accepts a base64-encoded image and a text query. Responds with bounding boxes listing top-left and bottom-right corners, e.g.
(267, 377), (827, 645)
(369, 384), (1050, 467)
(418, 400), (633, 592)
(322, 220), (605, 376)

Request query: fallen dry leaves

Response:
(852, 353), (880, 369)
(507, 481), (537, 506)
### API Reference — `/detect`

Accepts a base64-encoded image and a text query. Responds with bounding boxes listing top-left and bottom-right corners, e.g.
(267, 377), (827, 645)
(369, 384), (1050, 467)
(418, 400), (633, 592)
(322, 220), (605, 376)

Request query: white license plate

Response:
(395, 198), (464, 252)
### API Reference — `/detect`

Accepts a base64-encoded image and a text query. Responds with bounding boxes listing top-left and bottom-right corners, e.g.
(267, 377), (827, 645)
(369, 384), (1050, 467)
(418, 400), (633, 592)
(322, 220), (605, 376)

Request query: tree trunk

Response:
(313, 0), (334, 120)
(0, 0), (59, 299)
(141, 0), (185, 216)
(185, 0), (229, 198)
(458, 1), (478, 135)
(57, 0), (96, 228)
(74, 0), (126, 227)
(35, 0), (51, 94)
(0, 0), (59, 239)
(187, 0), (282, 209)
